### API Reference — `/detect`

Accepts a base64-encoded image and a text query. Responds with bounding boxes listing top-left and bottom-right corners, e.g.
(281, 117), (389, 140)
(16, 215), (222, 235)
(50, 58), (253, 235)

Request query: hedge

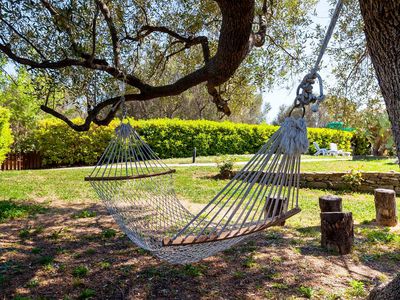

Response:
(0, 107), (13, 165)
(31, 118), (356, 166)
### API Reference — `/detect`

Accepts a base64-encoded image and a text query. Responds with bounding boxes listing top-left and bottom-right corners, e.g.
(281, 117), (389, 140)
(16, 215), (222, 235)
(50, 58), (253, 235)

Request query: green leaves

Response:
(30, 117), (355, 166)
(0, 106), (13, 164)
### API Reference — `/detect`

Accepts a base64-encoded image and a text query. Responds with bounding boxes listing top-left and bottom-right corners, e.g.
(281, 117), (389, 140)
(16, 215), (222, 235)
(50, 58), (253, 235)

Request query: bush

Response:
(351, 130), (371, 155)
(0, 107), (13, 165)
(307, 127), (353, 154)
(31, 118), (359, 166)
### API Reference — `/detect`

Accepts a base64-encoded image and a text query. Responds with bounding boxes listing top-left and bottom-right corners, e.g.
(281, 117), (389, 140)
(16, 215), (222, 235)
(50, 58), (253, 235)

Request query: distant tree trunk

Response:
(359, 1), (400, 161)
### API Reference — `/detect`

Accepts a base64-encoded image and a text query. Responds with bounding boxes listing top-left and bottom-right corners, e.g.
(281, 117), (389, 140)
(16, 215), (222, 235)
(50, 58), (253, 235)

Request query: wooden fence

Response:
(1, 152), (42, 171)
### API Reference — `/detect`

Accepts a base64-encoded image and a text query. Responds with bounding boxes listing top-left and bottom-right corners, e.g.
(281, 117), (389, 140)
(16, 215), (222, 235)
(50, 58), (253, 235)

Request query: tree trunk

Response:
(368, 273), (400, 300)
(320, 212), (354, 255)
(319, 195), (342, 212)
(374, 188), (398, 226)
(359, 1), (400, 162)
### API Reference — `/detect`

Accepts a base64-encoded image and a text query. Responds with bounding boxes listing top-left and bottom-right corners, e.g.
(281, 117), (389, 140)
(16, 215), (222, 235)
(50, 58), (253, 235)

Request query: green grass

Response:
(0, 199), (47, 222)
(301, 157), (399, 172)
(162, 154), (351, 165)
(72, 265), (89, 278)
(163, 154), (399, 173)
(72, 209), (97, 219)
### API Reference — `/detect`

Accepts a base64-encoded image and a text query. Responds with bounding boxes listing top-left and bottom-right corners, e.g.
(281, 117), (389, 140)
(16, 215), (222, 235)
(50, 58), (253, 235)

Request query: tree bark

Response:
(368, 273), (400, 300)
(374, 188), (398, 226)
(319, 195), (342, 212)
(320, 212), (354, 255)
(359, 1), (400, 162)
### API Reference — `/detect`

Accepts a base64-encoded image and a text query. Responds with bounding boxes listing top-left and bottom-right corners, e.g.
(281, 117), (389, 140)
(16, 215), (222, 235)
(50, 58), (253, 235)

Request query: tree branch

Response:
(0, 17), (47, 60)
(96, 0), (121, 67)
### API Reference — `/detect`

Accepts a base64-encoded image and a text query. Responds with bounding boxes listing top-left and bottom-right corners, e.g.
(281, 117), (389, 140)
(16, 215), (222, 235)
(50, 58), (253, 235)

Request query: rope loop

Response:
(288, 0), (343, 117)
(289, 70), (325, 117)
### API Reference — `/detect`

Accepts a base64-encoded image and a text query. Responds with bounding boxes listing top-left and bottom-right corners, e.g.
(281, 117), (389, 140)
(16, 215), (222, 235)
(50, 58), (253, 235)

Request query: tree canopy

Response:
(0, 0), (318, 130)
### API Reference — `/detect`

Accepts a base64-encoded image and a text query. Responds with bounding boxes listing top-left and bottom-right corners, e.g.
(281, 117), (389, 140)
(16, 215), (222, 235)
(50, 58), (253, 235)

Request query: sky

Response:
(263, 0), (334, 122)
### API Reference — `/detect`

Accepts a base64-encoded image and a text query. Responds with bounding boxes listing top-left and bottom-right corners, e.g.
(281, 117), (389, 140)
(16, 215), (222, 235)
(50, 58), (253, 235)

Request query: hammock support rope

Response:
(85, 1), (343, 264)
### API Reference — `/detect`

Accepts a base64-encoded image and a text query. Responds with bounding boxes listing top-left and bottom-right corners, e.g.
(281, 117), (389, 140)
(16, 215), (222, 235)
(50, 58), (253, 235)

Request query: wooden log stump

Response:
(321, 212), (353, 254)
(374, 189), (398, 226)
(319, 195), (342, 212)
(265, 197), (287, 226)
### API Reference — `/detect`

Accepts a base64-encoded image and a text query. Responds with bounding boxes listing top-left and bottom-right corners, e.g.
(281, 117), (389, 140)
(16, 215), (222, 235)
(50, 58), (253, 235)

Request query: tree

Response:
(358, 1), (400, 161)
(0, 0), (317, 131)
(272, 103), (330, 127)
(1, 1), (400, 162)
(0, 68), (44, 152)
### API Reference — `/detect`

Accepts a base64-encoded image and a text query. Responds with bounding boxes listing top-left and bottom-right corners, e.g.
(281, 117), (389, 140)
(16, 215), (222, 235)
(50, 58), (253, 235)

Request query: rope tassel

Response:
(279, 117), (309, 156)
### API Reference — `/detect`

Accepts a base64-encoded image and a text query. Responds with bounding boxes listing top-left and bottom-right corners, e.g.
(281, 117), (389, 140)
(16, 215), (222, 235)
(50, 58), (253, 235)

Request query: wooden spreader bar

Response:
(85, 169), (176, 181)
(162, 207), (301, 247)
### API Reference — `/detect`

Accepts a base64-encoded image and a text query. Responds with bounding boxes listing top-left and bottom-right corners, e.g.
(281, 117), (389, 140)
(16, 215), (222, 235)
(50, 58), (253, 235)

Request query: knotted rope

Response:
(290, 0), (343, 116)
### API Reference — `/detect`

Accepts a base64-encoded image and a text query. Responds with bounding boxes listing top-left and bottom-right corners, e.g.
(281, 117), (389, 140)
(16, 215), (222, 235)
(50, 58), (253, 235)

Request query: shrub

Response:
(342, 168), (363, 190)
(215, 155), (237, 179)
(0, 107), (13, 165)
(31, 118), (360, 166)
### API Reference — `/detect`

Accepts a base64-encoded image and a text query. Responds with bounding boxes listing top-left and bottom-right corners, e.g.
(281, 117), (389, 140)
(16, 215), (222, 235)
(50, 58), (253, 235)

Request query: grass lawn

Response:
(0, 164), (399, 299)
(164, 154), (400, 173)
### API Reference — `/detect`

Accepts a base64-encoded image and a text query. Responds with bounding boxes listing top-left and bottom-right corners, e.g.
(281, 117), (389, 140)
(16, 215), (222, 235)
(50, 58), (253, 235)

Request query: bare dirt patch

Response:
(0, 200), (398, 299)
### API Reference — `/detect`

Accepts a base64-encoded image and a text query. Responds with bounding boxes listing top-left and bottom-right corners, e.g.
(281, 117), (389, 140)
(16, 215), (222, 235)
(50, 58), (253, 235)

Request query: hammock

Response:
(85, 0), (343, 264)
(85, 117), (306, 264)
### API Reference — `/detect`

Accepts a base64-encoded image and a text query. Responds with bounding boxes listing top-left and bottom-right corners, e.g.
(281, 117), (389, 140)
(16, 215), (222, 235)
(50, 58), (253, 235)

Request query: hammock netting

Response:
(85, 117), (308, 264)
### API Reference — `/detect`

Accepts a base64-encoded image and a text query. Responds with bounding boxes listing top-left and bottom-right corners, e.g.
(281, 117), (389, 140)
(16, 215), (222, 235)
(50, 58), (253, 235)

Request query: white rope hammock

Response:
(85, 0), (343, 264)
(86, 117), (307, 263)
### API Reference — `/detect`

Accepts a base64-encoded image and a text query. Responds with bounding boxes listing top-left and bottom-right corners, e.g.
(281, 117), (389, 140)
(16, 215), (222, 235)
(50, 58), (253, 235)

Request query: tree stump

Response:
(265, 197), (287, 226)
(321, 212), (353, 254)
(319, 195), (342, 212)
(374, 189), (398, 226)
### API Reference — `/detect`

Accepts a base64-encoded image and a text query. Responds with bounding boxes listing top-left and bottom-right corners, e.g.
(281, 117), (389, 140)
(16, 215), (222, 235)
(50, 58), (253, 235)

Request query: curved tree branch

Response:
(1, 0), (257, 131)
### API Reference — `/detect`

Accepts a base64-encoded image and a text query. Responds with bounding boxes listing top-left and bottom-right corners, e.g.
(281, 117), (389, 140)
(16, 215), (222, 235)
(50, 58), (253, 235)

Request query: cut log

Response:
(321, 212), (353, 254)
(374, 189), (398, 226)
(319, 195), (342, 212)
(264, 197), (287, 226)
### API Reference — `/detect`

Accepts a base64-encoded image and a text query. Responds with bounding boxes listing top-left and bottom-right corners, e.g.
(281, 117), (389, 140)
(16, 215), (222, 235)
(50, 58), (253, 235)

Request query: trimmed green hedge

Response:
(0, 107), (13, 165)
(32, 118), (355, 166)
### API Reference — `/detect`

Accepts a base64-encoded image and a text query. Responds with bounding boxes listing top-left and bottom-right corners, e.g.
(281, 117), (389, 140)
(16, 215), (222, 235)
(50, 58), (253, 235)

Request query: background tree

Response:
(0, 0), (318, 131)
(1, 1), (400, 159)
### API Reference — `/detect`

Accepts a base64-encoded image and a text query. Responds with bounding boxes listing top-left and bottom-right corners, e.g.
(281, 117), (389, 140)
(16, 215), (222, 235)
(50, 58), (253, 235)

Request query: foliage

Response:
(215, 155), (237, 179)
(299, 286), (314, 298)
(351, 131), (371, 156)
(0, 200), (46, 222)
(72, 265), (89, 278)
(307, 127), (353, 155)
(360, 108), (394, 156)
(0, 106), (13, 164)
(30, 117), (357, 166)
(72, 210), (97, 219)
(0, 68), (42, 153)
(346, 280), (366, 297)
(0, 0), (318, 130)
(342, 168), (363, 191)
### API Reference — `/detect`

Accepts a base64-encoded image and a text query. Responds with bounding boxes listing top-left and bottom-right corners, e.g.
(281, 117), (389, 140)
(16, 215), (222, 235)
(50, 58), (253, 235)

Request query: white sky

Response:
(263, 0), (333, 122)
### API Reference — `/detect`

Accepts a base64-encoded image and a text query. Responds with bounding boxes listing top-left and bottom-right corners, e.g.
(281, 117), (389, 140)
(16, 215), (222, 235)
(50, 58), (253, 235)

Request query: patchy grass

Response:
(0, 199), (47, 222)
(299, 285), (314, 298)
(0, 164), (399, 299)
(72, 209), (97, 219)
(72, 265), (90, 278)
(301, 157), (399, 172)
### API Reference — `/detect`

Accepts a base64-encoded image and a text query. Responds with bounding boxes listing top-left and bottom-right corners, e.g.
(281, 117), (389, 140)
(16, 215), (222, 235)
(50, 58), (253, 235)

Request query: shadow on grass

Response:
(1, 199), (399, 299)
